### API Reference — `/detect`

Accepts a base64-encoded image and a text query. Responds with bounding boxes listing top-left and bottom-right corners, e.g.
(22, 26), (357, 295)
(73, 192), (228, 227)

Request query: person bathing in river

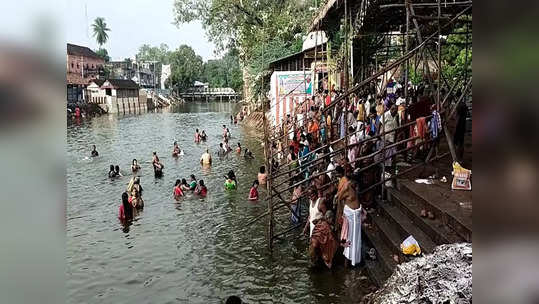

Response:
(114, 165), (123, 177)
(200, 130), (207, 141)
(244, 148), (254, 159)
(195, 180), (208, 197)
(189, 174), (197, 190)
(303, 186), (327, 237)
(118, 192), (133, 223)
(200, 148), (212, 166)
(173, 179), (184, 200)
(236, 142), (242, 154)
(91, 145), (99, 157)
(224, 174), (237, 190)
(131, 159), (141, 172)
(303, 186), (337, 269)
(218, 143), (226, 158)
(194, 129), (201, 143)
(226, 128), (231, 139)
(180, 178), (190, 191)
(172, 141), (182, 157)
(258, 166), (267, 185)
(222, 125), (227, 139)
(224, 138), (231, 153)
(227, 170), (237, 185)
(230, 115), (233, 124)
(152, 152), (164, 177)
(127, 176), (144, 209)
(108, 165), (117, 178)
(248, 180), (259, 201)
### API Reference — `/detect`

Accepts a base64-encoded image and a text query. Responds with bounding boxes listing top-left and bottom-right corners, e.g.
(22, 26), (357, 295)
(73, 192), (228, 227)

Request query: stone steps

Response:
(388, 187), (464, 245)
(398, 179), (472, 242)
(363, 175), (471, 287)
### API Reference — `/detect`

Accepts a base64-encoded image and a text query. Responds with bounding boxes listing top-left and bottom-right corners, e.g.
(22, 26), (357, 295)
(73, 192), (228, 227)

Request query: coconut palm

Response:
(92, 17), (110, 47)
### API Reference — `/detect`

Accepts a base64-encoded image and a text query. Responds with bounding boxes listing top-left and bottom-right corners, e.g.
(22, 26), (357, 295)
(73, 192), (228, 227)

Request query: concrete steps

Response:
(398, 179), (472, 242)
(363, 177), (471, 287)
(388, 187), (464, 245)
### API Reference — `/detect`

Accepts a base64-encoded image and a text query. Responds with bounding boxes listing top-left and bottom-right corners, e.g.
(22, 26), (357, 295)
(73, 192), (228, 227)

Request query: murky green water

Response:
(67, 103), (371, 304)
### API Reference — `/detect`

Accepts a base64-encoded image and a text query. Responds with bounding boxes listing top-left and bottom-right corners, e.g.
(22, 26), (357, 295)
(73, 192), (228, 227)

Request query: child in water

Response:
(248, 180), (259, 201)
(173, 179), (184, 200)
(195, 180), (208, 197)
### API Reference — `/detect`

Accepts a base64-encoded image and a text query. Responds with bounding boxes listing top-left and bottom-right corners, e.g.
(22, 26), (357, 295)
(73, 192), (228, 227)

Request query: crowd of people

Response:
(265, 78), (467, 268)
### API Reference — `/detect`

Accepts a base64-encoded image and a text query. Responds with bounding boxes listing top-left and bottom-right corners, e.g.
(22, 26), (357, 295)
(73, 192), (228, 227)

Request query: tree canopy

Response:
(136, 43), (170, 64)
(173, 0), (319, 100)
(92, 17), (110, 47)
(166, 45), (204, 92)
(201, 48), (243, 94)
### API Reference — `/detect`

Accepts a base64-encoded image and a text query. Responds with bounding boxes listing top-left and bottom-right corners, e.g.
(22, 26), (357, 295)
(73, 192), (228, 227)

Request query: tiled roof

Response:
(67, 43), (103, 60)
(102, 79), (139, 89)
(89, 79), (106, 87)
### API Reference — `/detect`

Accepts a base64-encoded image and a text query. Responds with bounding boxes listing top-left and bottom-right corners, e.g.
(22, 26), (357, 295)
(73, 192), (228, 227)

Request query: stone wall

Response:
(90, 95), (148, 114)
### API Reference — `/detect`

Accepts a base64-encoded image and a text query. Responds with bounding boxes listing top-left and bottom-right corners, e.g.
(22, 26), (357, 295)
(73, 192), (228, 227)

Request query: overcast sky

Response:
(66, 0), (217, 61)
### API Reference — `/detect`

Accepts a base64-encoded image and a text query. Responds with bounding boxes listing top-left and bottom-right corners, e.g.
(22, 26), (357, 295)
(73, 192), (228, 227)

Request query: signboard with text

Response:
(269, 71), (312, 126)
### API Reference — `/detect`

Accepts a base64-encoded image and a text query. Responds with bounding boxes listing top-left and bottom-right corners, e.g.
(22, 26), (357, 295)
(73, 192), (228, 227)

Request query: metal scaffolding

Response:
(253, 0), (472, 251)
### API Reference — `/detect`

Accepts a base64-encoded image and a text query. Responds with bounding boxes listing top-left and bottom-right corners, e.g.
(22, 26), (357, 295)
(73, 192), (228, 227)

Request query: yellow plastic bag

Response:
(401, 235), (421, 256)
(452, 162), (472, 190)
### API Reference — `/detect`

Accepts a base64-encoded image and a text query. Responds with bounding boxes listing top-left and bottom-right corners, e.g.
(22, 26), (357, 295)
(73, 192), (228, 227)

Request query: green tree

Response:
(167, 45), (204, 92)
(173, 0), (318, 101)
(92, 17), (110, 48)
(95, 48), (110, 62)
(442, 18), (472, 86)
(136, 43), (170, 63)
(201, 48), (243, 94)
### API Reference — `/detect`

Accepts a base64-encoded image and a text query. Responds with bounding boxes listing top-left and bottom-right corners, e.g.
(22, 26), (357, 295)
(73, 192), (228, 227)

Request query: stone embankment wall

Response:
(243, 111), (265, 131)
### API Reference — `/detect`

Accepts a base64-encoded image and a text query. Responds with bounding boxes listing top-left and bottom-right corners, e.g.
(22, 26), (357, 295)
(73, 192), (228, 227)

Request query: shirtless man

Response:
(334, 165), (364, 267)
(200, 149), (212, 165)
(172, 141), (181, 157)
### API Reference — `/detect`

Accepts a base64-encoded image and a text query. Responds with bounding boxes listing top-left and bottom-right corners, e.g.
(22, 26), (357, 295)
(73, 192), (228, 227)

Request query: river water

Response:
(67, 102), (371, 304)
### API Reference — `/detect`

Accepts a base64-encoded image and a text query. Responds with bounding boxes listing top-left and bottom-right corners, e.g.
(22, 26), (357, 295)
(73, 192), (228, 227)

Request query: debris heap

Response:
(364, 243), (472, 304)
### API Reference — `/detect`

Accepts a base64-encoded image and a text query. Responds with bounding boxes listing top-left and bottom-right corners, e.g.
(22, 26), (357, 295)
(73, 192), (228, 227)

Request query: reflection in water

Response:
(67, 102), (371, 304)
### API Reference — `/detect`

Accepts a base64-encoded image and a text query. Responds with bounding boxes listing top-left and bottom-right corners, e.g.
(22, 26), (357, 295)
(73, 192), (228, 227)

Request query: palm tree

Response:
(92, 17), (110, 47)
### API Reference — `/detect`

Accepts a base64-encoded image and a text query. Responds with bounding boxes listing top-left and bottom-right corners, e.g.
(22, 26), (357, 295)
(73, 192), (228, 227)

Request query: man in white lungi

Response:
(335, 166), (363, 266)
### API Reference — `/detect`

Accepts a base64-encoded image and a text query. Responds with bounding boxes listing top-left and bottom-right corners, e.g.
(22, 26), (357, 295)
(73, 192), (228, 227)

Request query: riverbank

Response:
(243, 111), (265, 130)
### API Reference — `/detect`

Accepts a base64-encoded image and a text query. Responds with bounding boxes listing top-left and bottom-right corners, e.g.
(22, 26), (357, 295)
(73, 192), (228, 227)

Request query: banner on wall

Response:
(269, 71), (312, 126)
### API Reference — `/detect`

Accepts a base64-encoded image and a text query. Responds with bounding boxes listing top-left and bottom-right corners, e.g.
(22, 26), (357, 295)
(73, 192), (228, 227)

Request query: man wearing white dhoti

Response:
(342, 205), (362, 266)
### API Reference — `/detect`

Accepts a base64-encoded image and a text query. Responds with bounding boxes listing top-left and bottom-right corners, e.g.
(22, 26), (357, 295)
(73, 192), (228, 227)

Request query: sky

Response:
(66, 0), (217, 61)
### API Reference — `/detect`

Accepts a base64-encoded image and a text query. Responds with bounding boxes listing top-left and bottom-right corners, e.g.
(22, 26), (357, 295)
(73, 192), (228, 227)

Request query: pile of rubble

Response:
(364, 243), (472, 304)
